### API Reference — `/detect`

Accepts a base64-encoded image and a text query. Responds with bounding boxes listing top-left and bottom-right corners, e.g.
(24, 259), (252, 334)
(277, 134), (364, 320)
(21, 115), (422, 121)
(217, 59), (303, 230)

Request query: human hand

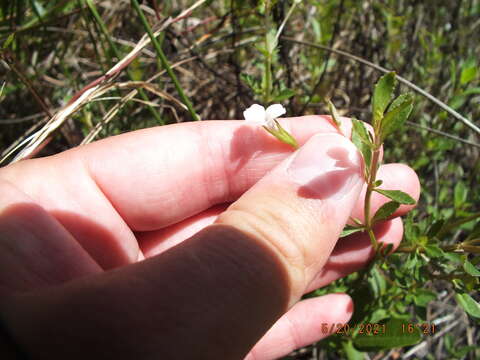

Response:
(0, 115), (419, 359)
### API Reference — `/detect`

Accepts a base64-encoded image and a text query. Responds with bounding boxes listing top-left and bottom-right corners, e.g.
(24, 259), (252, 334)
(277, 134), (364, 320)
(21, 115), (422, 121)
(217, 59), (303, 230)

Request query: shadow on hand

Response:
(297, 147), (361, 200)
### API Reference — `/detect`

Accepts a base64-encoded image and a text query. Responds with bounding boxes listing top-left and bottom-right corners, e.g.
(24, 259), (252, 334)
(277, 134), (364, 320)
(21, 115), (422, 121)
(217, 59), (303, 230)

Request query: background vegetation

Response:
(1, 0), (479, 359)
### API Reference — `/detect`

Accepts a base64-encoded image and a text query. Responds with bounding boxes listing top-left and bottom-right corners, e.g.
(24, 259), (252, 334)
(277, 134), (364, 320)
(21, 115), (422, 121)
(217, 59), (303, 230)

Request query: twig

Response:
(282, 37), (480, 136)
(406, 120), (480, 148)
(4, 0), (208, 164)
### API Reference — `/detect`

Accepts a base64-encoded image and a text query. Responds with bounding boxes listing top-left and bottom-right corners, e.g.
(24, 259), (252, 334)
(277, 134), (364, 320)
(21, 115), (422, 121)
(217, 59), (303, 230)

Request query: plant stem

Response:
(264, 51), (272, 104)
(364, 147), (382, 250)
(85, 0), (164, 124)
(131, 0), (200, 121)
(263, 0), (272, 104)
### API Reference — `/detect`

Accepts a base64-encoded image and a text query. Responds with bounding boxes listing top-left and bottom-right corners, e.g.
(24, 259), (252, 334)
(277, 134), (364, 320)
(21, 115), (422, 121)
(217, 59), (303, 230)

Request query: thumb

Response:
(216, 132), (364, 304)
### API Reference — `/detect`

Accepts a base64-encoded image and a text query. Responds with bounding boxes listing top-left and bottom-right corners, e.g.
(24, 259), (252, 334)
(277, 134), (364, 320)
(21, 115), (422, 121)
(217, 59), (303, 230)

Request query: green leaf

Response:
(455, 293), (480, 318)
(380, 93), (414, 141)
(351, 118), (373, 146)
(327, 99), (342, 128)
(351, 118), (372, 172)
(273, 88), (295, 102)
(454, 181), (468, 209)
(342, 340), (364, 360)
(372, 72), (397, 127)
(2, 33), (15, 49)
(463, 260), (480, 277)
(423, 244), (444, 258)
(368, 265), (386, 297)
(265, 28), (278, 54)
(373, 189), (416, 205)
(443, 252), (463, 264)
(263, 120), (298, 149)
(426, 220), (445, 237)
(372, 201), (400, 223)
(369, 309), (389, 323)
(460, 59), (477, 85)
(353, 318), (421, 351)
(340, 225), (364, 238)
(414, 289), (437, 307)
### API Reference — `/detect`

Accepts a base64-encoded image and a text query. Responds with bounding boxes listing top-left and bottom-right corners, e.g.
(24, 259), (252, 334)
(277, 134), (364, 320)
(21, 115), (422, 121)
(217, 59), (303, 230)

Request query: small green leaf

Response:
(369, 309), (389, 323)
(353, 318), (421, 351)
(342, 340), (364, 360)
(460, 59), (477, 85)
(463, 260), (480, 277)
(380, 93), (414, 141)
(414, 289), (436, 307)
(455, 293), (480, 318)
(351, 118), (373, 146)
(454, 181), (468, 209)
(368, 265), (386, 297)
(327, 99), (342, 129)
(263, 120), (298, 149)
(443, 252), (463, 263)
(351, 118), (372, 172)
(373, 179), (383, 187)
(273, 88), (295, 102)
(372, 201), (400, 223)
(372, 72), (397, 127)
(265, 28), (278, 54)
(426, 220), (445, 237)
(2, 33), (15, 49)
(424, 244), (444, 258)
(373, 189), (416, 205)
(340, 225), (364, 237)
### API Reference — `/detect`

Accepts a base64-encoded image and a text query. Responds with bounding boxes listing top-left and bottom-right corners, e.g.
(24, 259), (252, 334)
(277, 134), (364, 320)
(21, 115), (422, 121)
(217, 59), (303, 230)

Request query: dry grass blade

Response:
(81, 56), (198, 145)
(3, 0), (209, 164)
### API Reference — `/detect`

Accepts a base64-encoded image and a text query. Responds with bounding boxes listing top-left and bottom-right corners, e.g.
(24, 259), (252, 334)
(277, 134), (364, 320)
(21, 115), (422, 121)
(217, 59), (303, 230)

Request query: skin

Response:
(0, 115), (420, 359)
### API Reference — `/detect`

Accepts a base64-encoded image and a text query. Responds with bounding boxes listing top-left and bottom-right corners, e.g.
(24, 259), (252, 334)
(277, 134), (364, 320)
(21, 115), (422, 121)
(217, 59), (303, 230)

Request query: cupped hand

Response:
(0, 116), (419, 359)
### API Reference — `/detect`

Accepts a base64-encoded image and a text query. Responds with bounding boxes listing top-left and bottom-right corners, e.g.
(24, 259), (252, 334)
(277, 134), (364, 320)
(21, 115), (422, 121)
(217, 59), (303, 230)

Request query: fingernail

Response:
(287, 133), (362, 200)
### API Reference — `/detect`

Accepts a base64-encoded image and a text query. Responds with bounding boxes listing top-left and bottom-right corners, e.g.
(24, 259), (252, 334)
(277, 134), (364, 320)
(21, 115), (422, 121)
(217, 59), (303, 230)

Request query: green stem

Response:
(85, 0), (163, 124)
(264, 52), (272, 104)
(131, 0), (200, 121)
(263, 0), (272, 104)
(364, 147), (381, 250)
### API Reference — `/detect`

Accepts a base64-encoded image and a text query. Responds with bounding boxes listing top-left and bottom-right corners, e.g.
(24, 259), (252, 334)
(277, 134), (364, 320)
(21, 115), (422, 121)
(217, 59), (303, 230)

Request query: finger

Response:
(0, 116), (347, 235)
(245, 294), (353, 360)
(215, 132), (364, 302)
(139, 203), (229, 257)
(0, 179), (101, 294)
(138, 163), (417, 258)
(0, 117), (356, 269)
(307, 218), (403, 291)
(0, 154), (140, 269)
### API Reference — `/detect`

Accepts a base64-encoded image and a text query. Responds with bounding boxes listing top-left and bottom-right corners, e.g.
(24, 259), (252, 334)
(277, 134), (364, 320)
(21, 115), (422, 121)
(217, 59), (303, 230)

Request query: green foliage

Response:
(373, 189), (416, 205)
(372, 72), (396, 128)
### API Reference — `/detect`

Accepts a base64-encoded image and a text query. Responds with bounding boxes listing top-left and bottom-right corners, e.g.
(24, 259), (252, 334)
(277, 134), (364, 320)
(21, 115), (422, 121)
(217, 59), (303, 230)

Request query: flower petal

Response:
(265, 104), (286, 125)
(243, 104), (267, 125)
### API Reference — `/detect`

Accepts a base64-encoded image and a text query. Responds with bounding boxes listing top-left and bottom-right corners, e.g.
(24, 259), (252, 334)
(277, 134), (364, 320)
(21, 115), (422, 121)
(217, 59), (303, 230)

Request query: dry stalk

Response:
(4, 0), (208, 164)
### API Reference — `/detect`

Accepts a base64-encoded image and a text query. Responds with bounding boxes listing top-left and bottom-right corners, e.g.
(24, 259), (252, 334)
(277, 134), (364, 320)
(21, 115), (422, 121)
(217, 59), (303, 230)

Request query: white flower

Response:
(243, 104), (286, 128)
